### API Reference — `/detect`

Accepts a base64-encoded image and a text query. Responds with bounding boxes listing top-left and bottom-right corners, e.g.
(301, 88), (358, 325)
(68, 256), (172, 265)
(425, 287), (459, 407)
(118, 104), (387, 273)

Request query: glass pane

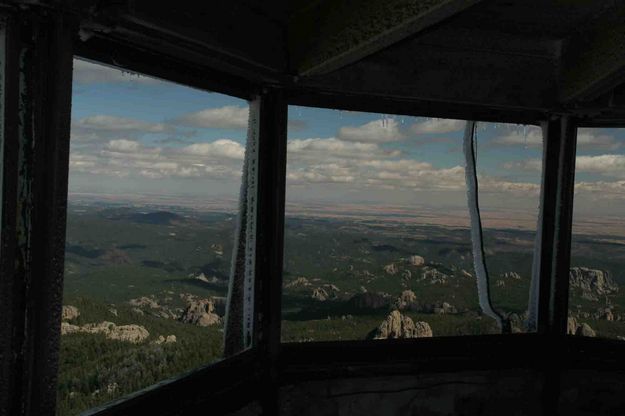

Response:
(58, 59), (248, 415)
(569, 127), (625, 340)
(281, 107), (542, 342)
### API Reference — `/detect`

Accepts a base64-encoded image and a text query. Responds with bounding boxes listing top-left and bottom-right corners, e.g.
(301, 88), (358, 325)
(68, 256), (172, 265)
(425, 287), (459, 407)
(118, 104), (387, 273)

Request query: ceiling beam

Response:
(289, 0), (483, 76)
(560, 3), (625, 103)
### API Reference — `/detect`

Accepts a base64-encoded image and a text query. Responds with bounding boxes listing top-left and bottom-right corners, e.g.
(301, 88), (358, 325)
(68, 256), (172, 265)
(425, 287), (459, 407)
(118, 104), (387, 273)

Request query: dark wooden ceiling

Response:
(9, 0), (625, 124)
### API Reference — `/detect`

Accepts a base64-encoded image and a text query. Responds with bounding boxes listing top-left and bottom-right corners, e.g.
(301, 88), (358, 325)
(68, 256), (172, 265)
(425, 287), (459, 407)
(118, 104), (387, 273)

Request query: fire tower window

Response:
(281, 106), (544, 342)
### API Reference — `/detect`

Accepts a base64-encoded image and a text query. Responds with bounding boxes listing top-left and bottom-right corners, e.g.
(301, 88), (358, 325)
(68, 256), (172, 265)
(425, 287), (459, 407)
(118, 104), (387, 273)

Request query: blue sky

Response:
(69, 59), (625, 216)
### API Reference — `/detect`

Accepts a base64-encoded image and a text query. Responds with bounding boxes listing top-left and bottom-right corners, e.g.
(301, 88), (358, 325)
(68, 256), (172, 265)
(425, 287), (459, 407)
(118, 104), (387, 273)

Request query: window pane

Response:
(569, 127), (625, 340)
(281, 107), (542, 342)
(58, 59), (248, 415)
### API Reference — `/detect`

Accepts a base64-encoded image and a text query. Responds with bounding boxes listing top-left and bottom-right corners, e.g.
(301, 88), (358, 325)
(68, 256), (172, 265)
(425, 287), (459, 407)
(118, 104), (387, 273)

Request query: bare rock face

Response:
(422, 267), (448, 284)
(432, 302), (457, 315)
(460, 269), (473, 279)
(62, 305), (80, 321)
(129, 296), (159, 309)
(567, 317), (578, 335)
(285, 277), (311, 289)
(311, 287), (329, 301)
(369, 310), (432, 339)
(153, 335), (177, 345)
(567, 317), (597, 337)
(596, 307), (614, 321)
(61, 321), (149, 343)
(576, 323), (596, 337)
(193, 273), (217, 284)
(408, 255), (425, 267)
(384, 263), (398, 275)
(395, 290), (417, 310)
(569, 267), (618, 301)
(180, 299), (221, 327)
(61, 321), (80, 335)
(413, 321), (434, 338)
(103, 323), (150, 343)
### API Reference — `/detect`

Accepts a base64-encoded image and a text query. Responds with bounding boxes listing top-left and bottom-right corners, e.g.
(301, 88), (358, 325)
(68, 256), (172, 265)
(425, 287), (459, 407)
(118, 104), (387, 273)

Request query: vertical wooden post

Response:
(253, 88), (288, 415)
(549, 116), (577, 335)
(0, 8), (74, 416)
(539, 116), (577, 416)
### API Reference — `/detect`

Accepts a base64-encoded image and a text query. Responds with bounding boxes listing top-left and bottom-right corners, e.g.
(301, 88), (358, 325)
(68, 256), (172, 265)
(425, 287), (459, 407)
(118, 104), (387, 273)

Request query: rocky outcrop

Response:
(285, 277), (311, 289)
(460, 269), (473, 279)
(129, 296), (159, 309)
(368, 310), (432, 339)
(153, 335), (177, 345)
(311, 287), (329, 301)
(408, 255), (425, 267)
(576, 323), (596, 337)
(179, 298), (221, 326)
(129, 296), (179, 319)
(569, 267), (618, 301)
(395, 290), (417, 310)
(348, 292), (390, 310)
(567, 317), (578, 335)
(384, 263), (398, 275)
(62, 305), (80, 321)
(567, 317), (596, 337)
(210, 243), (224, 255)
(393, 291), (458, 315)
(311, 284), (340, 301)
(193, 273), (218, 284)
(430, 302), (457, 315)
(61, 321), (149, 343)
(596, 307), (614, 321)
(422, 267), (448, 284)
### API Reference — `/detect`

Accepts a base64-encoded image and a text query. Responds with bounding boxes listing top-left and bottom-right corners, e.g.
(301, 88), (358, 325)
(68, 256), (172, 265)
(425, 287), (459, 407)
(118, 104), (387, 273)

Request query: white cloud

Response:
(287, 152), (537, 196)
(492, 126), (542, 147)
(106, 139), (143, 153)
(577, 129), (620, 150)
(493, 126), (620, 150)
(503, 158), (542, 171)
(576, 154), (625, 176)
(410, 118), (465, 134)
(180, 139), (245, 160)
(175, 106), (249, 129)
(75, 115), (167, 133)
(71, 137), (246, 182)
(73, 59), (159, 85)
(338, 119), (404, 143)
(288, 137), (400, 160)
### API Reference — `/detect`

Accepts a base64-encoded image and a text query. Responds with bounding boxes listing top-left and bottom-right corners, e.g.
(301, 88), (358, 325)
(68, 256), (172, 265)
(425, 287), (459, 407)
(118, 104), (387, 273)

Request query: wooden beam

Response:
(560, 5), (625, 103)
(289, 0), (483, 75)
(292, 35), (558, 113)
(549, 117), (577, 336)
(253, 88), (288, 415)
(0, 8), (75, 415)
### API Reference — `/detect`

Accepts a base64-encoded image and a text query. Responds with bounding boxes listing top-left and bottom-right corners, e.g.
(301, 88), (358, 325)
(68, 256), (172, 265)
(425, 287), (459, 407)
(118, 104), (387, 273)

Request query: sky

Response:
(69, 58), (625, 217)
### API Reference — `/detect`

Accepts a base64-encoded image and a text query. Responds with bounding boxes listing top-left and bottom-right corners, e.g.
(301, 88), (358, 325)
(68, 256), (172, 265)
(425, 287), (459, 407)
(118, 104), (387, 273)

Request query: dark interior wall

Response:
(278, 369), (625, 416)
(279, 370), (545, 416)
(559, 370), (625, 416)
